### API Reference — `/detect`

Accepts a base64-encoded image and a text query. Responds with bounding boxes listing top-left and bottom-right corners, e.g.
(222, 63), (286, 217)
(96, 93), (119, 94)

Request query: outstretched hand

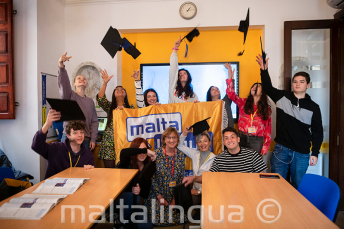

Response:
(224, 63), (235, 79)
(182, 176), (195, 187)
(46, 109), (61, 125)
(183, 125), (191, 136)
(256, 54), (269, 70)
(101, 69), (114, 85)
(147, 149), (156, 161)
(58, 52), (72, 67)
(173, 36), (181, 51)
(131, 70), (140, 81)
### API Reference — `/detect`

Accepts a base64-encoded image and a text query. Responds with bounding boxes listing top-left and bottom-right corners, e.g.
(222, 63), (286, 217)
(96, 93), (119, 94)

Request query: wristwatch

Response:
(197, 190), (201, 195)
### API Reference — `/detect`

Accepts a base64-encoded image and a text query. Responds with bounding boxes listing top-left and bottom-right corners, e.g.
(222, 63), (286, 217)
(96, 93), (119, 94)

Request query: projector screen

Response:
(140, 62), (239, 122)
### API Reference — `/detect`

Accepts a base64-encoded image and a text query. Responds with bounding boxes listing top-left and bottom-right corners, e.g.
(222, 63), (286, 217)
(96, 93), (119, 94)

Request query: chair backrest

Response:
(53, 121), (64, 142)
(298, 174), (341, 222)
(0, 167), (15, 181)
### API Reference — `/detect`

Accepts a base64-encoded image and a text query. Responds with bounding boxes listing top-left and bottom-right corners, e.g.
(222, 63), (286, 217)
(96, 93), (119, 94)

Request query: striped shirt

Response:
(209, 147), (267, 173)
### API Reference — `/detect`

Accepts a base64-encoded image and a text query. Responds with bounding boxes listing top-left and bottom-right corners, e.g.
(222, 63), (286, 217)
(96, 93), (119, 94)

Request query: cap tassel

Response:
(184, 41), (189, 58)
(238, 49), (245, 56)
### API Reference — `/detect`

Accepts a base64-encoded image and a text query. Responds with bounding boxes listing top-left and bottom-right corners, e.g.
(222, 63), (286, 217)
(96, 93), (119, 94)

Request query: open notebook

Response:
(32, 178), (90, 195)
(0, 194), (67, 220)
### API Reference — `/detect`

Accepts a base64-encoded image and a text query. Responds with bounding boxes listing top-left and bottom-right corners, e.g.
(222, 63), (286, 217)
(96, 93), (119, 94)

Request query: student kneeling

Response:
(32, 109), (95, 179)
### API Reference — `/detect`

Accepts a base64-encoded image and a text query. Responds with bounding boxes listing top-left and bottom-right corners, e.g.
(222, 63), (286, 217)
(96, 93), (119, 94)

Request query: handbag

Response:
(0, 178), (32, 201)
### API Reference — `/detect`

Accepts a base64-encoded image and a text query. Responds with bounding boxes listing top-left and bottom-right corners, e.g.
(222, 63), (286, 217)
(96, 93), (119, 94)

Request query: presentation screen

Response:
(140, 62), (239, 122)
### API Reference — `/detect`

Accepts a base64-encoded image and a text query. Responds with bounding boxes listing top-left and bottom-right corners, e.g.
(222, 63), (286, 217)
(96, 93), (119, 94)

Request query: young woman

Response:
(58, 52), (98, 150)
(131, 70), (161, 108)
(97, 69), (130, 168)
(225, 63), (271, 156)
(169, 37), (198, 103)
(206, 86), (235, 129)
(178, 126), (215, 219)
(144, 127), (188, 227)
(116, 137), (156, 229)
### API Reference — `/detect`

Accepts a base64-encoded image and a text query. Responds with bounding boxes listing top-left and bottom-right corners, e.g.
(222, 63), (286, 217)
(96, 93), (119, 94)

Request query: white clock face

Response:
(180, 2), (197, 20)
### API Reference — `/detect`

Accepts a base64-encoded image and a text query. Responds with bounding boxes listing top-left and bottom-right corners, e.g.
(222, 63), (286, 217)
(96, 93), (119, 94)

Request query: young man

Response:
(32, 109), (95, 179)
(256, 55), (323, 188)
(182, 127), (267, 186)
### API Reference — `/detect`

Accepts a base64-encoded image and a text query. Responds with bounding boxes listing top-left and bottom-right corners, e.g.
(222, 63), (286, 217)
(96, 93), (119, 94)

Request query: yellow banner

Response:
(113, 101), (223, 173)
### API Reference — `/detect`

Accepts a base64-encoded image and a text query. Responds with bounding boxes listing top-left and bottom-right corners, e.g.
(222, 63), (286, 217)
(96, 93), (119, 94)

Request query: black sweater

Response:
(260, 69), (323, 157)
(117, 148), (156, 198)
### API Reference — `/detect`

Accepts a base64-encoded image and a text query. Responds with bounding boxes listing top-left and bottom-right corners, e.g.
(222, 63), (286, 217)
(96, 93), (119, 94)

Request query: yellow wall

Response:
(122, 29), (262, 107)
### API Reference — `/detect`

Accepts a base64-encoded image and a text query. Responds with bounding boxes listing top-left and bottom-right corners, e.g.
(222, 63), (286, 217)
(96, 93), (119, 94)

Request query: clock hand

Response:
(187, 7), (191, 12)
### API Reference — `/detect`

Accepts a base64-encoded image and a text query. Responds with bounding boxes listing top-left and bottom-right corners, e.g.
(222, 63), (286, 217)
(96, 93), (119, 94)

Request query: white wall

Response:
(37, 0), (65, 181)
(0, 0), (39, 183)
(64, 0), (337, 136)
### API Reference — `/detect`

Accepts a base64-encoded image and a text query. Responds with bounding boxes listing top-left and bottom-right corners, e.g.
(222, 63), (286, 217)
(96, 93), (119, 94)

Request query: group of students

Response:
(30, 37), (323, 227)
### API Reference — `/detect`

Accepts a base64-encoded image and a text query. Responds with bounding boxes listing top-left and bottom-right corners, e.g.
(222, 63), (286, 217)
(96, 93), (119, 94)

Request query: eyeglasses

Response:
(166, 136), (178, 140)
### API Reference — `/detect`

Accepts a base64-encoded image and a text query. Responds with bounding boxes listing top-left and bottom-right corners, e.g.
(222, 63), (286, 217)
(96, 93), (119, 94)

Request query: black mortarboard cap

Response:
(181, 28), (200, 42)
(46, 98), (85, 122)
(260, 36), (267, 65)
(101, 26), (141, 59)
(121, 38), (141, 59)
(101, 26), (123, 58)
(173, 184), (193, 213)
(190, 117), (210, 136)
(238, 8), (250, 56)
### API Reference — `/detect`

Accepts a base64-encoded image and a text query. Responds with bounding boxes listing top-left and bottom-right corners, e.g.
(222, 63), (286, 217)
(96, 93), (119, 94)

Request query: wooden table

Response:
(0, 167), (138, 229)
(202, 172), (339, 229)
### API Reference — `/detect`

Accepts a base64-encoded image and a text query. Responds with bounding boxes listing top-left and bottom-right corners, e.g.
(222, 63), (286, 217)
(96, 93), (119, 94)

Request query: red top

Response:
(226, 78), (271, 155)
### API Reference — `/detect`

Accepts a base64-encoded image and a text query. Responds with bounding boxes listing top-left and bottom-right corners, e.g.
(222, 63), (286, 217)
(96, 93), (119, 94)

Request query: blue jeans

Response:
(61, 133), (90, 150)
(270, 143), (310, 189)
(114, 192), (153, 229)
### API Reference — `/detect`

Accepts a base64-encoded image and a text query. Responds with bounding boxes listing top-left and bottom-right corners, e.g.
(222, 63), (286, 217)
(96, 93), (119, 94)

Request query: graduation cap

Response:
(173, 184), (193, 213)
(189, 117), (210, 136)
(238, 8), (249, 56)
(181, 28), (200, 42)
(46, 98), (85, 122)
(101, 26), (141, 59)
(260, 36), (267, 65)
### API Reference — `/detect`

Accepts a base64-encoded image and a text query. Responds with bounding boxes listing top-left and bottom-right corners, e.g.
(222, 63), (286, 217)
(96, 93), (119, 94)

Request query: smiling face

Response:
(196, 135), (212, 152)
(67, 128), (84, 146)
(178, 70), (188, 83)
(292, 76), (310, 93)
(146, 91), (158, 105)
(250, 83), (262, 96)
(73, 75), (87, 88)
(210, 87), (221, 100)
(165, 132), (178, 149)
(136, 142), (148, 162)
(114, 86), (126, 98)
(223, 131), (240, 152)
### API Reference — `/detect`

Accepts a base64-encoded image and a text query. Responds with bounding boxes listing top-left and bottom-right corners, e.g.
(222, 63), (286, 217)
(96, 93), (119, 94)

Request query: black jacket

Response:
(261, 69), (323, 157)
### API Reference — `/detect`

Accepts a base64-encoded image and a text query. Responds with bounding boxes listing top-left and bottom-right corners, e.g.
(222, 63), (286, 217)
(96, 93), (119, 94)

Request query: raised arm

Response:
(32, 109), (61, 159)
(89, 100), (98, 149)
(131, 70), (145, 108)
(58, 52), (73, 99)
(224, 63), (245, 107)
(256, 55), (286, 103)
(177, 126), (200, 158)
(98, 69), (113, 98)
(169, 37), (181, 103)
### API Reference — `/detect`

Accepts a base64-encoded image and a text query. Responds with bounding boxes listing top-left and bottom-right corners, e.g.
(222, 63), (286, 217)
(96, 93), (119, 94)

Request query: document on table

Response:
(0, 194), (67, 220)
(32, 178), (90, 195)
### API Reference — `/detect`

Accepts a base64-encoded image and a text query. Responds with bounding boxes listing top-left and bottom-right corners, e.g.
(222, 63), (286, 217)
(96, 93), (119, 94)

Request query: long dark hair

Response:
(107, 86), (130, 127)
(244, 83), (270, 121)
(143, 89), (159, 107)
(176, 69), (194, 99)
(206, 86), (221, 101)
(130, 137), (151, 170)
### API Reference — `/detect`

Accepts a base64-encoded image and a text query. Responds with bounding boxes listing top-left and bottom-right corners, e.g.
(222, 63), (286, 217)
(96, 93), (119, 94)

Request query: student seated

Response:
(31, 109), (95, 179)
(183, 127), (267, 186)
